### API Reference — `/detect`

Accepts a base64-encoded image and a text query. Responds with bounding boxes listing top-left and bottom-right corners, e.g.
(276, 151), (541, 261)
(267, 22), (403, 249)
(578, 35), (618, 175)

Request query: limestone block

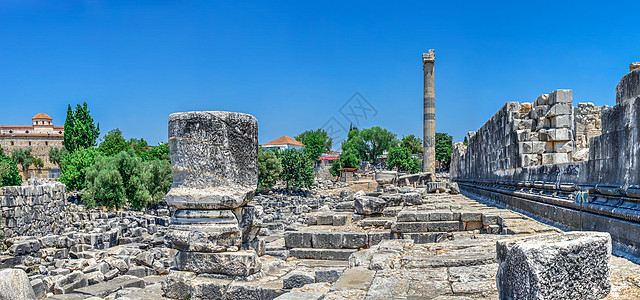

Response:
(546, 103), (572, 117)
(166, 223), (242, 252)
(0, 269), (36, 300)
(513, 130), (531, 142)
(541, 153), (569, 165)
(166, 111), (258, 210)
(534, 94), (549, 106)
(553, 141), (574, 153)
(548, 89), (573, 105)
(174, 250), (261, 276)
(496, 232), (611, 300)
(519, 102), (532, 114)
(283, 270), (315, 289)
(374, 171), (397, 185)
(573, 148), (589, 161)
(530, 105), (548, 120)
(519, 154), (540, 167)
(162, 270), (195, 300)
(551, 115), (572, 128)
(616, 68), (640, 104)
(517, 142), (545, 154)
(511, 119), (533, 131)
(233, 205), (263, 244)
(53, 270), (88, 294)
(354, 196), (386, 215)
(540, 128), (572, 142)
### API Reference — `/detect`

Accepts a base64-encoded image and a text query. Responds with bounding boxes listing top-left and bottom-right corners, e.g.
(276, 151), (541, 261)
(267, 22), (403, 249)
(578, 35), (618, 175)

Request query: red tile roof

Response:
(33, 113), (53, 120)
(264, 136), (304, 146)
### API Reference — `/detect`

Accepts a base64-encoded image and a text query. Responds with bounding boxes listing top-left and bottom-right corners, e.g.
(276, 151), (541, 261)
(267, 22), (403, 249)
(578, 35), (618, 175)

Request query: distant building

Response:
(263, 136), (304, 151)
(0, 113), (64, 179)
(317, 153), (340, 167)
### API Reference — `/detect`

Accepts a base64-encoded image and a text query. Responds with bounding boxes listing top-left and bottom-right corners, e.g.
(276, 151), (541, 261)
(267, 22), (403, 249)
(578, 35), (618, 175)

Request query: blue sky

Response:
(1, 1), (638, 148)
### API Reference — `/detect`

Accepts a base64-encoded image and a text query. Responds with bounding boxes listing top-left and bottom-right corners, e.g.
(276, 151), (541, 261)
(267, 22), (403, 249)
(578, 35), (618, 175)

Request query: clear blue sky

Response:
(1, 1), (638, 148)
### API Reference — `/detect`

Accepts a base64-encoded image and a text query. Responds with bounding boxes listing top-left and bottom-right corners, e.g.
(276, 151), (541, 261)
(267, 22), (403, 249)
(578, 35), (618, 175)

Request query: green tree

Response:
(128, 138), (151, 160)
(387, 146), (420, 173)
(435, 132), (453, 171)
(401, 134), (423, 154)
(64, 102), (100, 153)
(81, 156), (126, 209)
(60, 147), (103, 190)
(32, 157), (44, 172)
(330, 159), (342, 177)
(148, 142), (170, 161)
(113, 149), (152, 210)
(141, 159), (172, 205)
(463, 136), (468, 146)
(48, 147), (67, 167)
(339, 149), (360, 169)
(295, 129), (333, 162)
(98, 128), (129, 156)
(280, 149), (314, 190)
(360, 126), (398, 161)
(257, 147), (282, 192)
(0, 148), (21, 186)
(11, 148), (34, 178)
(341, 128), (366, 161)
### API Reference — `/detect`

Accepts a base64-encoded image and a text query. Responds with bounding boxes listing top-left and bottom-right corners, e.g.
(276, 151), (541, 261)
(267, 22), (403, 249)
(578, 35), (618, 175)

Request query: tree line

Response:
(0, 102), (172, 210)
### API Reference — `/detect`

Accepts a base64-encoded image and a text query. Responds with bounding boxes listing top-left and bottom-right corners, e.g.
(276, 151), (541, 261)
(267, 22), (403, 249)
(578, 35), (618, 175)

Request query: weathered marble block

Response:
(496, 231), (611, 300)
(166, 111), (258, 210)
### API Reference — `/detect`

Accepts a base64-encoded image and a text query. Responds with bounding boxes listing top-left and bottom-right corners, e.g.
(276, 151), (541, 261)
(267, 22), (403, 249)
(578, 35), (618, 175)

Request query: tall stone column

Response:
(423, 49), (436, 173)
(163, 111), (263, 298)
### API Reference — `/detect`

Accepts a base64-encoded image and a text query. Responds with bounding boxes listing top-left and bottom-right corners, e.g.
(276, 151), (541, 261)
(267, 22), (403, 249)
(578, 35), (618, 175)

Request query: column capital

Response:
(422, 49), (435, 63)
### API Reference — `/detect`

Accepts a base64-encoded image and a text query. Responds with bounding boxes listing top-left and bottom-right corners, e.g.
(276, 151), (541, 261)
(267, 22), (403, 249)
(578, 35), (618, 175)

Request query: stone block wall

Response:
(0, 182), (69, 239)
(451, 88), (608, 180)
(452, 67), (640, 189)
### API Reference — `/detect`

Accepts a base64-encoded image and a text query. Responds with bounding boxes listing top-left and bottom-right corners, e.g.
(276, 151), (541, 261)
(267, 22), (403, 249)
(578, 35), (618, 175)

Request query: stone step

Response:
(284, 232), (368, 249)
(392, 221), (464, 233)
(360, 217), (394, 228)
(289, 248), (357, 261)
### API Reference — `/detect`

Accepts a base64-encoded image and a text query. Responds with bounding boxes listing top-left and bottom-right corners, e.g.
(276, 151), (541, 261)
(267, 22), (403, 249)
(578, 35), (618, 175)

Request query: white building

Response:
(263, 136), (304, 151)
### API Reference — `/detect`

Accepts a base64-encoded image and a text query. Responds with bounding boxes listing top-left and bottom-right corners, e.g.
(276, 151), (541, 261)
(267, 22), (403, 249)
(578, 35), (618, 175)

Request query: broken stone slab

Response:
(496, 231), (611, 300)
(174, 250), (261, 276)
(166, 111), (258, 210)
(166, 223), (242, 252)
(331, 267), (375, 291)
(283, 270), (316, 289)
(161, 270), (195, 300)
(74, 275), (144, 298)
(0, 268), (36, 300)
(289, 248), (357, 261)
(375, 171), (398, 185)
(354, 196), (386, 215)
(53, 271), (88, 294)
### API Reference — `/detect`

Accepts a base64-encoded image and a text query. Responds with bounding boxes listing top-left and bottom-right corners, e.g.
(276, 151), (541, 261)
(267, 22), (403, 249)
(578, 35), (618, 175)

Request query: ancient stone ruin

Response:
(1, 62), (640, 300)
(452, 66), (640, 257)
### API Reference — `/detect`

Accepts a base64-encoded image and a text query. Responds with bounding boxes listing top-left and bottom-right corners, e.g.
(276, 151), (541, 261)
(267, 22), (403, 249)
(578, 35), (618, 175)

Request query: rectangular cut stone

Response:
(553, 141), (574, 153)
(392, 221), (462, 233)
(551, 115), (572, 128)
(546, 103), (572, 117)
(284, 232), (312, 248)
(174, 251), (260, 276)
(497, 232), (611, 300)
(548, 89), (573, 105)
(518, 142), (545, 154)
(541, 153), (569, 165)
(541, 128), (572, 141)
(519, 154), (540, 167)
(166, 223), (241, 252)
(311, 233), (343, 249)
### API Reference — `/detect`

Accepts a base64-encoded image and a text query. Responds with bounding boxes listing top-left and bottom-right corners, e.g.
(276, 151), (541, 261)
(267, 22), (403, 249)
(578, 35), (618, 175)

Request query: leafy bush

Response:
(330, 159), (341, 177)
(142, 159), (173, 205)
(81, 149), (172, 210)
(257, 147), (281, 192)
(280, 150), (314, 190)
(48, 147), (67, 167)
(82, 156), (126, 209)
(60, 147), (103, 190)
(113, 150), (152, 210)
(387, 146), (420, 173)
(0, 148), (21, 187)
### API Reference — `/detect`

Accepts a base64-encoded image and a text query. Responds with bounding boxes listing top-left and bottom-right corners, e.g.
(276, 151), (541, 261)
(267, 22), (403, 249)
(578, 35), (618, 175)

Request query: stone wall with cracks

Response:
(451, 66), (640, 258)
(0, 182), (69, 239)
